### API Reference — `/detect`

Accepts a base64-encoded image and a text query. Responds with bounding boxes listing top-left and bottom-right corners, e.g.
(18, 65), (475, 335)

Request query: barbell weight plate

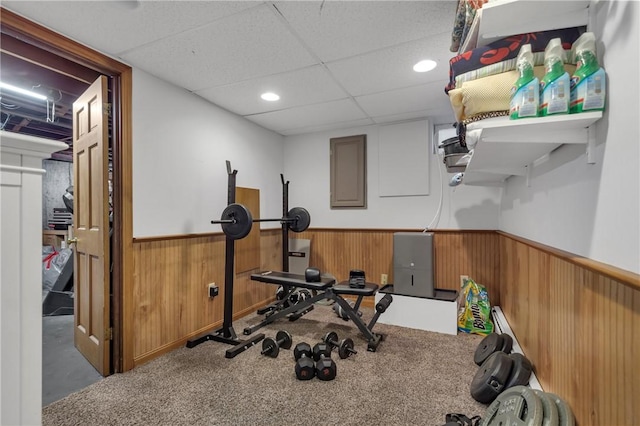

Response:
(500, 333), (513, 354)
(219, 203), (253, 240)
(545, 393), (575, 426)
(261, 337), (279, 358)
(287, 207), (311, 233)
(324, 331), (339, 345)
(533, 390), (559, 426)
(480, 385), (543, 426)
(470, 351), (513, 404)
(338, 338), (355, 359)
(504, 353), (533, 389)
(474, 332), (505, 366)
(275, 330), (293, 350)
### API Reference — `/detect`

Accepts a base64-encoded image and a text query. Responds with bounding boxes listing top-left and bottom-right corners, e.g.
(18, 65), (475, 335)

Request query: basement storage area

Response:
(0, 1), (638, 426)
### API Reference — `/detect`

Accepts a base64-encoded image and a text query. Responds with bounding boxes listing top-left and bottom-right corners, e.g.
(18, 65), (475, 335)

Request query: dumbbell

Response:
(294, 342), (315, 380)
(312, 343), (337, 381)
(261, 330), (292, 358)
(322, 331), (357, 359)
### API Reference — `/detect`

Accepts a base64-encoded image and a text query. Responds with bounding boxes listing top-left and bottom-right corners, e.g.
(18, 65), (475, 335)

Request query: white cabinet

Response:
(1, 131), (67, 426)
(463, 112), (602, 186)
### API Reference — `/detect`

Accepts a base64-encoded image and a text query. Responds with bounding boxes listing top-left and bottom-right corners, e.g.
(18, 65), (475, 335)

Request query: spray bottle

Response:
(510, 44), (539, 119)
(539, 38), (570, 116)
(570, 32), (606, 113)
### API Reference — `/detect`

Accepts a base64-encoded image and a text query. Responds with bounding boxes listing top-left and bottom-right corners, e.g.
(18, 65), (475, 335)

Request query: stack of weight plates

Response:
(480, 385), (575, 426)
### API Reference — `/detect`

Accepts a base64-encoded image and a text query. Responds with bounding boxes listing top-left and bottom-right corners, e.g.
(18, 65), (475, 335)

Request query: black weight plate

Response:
(470, 351), (514, 404)
(500, 333), (513, 354)
(261, 337), (279, 358)
(481, 385), (543, 426)
(338, 338), (355, 359)
(219, 203), (252, 240)
(533, 390), (559, 426)
(324, 331), (339, 345)
(504, 353), (533, 389)
(275, 330), (292, 350)
(474, 333), (505, 366)
(546, 393), (575, 426)
(287, 207), (310, 233)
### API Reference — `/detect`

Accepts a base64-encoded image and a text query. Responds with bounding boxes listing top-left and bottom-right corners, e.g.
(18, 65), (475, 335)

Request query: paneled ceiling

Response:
(1, 1), (457, 139)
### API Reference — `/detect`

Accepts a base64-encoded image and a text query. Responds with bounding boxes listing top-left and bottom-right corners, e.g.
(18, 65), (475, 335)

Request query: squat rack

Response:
(186, 161), (265, 358)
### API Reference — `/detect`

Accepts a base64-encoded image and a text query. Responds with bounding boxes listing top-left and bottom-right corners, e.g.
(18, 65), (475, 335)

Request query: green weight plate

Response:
(545, 393), (575, 426)
(287, 207), (311, 233)
(219, 203), (253, 240)
(470, 351), (513, 404)
(533, 390), (559, 426)
(481, 385), (543, 426)
(474, 333), (505, 366)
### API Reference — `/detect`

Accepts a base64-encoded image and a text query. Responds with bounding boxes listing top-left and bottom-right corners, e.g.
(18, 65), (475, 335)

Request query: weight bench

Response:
(247, 271), (391, 352)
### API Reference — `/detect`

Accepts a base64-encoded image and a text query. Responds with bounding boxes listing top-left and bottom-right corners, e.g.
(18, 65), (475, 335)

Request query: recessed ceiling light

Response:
(413, 59), (437, 73)
(261, 92), (280, 101)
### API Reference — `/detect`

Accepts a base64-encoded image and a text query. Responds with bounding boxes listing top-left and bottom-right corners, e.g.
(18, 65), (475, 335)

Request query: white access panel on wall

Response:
(378, 120), (430, 197)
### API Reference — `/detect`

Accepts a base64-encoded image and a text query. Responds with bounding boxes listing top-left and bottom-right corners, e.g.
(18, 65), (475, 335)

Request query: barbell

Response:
(211, 203), (311, 240)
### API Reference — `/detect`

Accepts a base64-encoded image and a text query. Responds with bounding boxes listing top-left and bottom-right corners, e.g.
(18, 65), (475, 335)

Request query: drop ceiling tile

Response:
(274, 0), (457, 62)
(120, 4), (318, 91)
(196, 66), (347, 116)
(245, 99), (368, 132)
(2, 1), (260, 55)
(280, 118), (375, 136)
(355, 81), (451, 118)
(326, 32), (453, 97)
(372, 109), (455, 126)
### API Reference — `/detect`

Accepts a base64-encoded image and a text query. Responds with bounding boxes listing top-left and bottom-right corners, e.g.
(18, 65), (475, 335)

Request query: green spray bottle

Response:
(570, 32), (606, 113)
(539, 38), (570, 116)
(510, 44), (539, 119)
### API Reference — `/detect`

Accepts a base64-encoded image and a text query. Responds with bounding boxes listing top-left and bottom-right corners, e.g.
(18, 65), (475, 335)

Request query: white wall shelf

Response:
(477, 0), (590, 47)
(463, 112), (602, 186)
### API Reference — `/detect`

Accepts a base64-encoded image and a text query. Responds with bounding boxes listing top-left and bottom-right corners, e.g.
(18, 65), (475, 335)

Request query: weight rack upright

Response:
(186, 160), (265, 358)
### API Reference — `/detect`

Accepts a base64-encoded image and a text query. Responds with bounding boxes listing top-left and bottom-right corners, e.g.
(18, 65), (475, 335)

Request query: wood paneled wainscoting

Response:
(131, 228), (500, 364)
(499, 232), (640, 426)
(293, 229), (501, 307)
(132, 230), (282, 365)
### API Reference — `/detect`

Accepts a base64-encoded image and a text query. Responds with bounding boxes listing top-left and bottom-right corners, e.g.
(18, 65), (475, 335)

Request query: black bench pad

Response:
(333, 282), (378, 296)
(250, 270), (335, 290)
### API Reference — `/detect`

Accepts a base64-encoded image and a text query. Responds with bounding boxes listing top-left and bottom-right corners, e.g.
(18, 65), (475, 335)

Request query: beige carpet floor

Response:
(43, 304), (487, 425)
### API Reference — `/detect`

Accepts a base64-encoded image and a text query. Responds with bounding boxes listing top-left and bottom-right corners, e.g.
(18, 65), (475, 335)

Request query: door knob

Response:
(67, 237), (78, 245)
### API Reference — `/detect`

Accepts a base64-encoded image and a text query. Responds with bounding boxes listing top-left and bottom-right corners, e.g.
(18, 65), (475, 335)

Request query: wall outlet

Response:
(208, 283), (219, 298)
(381, 274), (388, 285)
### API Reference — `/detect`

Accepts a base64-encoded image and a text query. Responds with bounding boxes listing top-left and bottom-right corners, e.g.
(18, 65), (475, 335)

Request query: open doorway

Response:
(1, 7), (134, 402)
(1, 23), (110, 404)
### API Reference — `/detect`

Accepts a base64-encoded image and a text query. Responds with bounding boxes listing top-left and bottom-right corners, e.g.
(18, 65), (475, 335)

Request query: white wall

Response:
(283, 120), (501, 230)
(132, 69), (285, 237)
(500, 0), (640, 274)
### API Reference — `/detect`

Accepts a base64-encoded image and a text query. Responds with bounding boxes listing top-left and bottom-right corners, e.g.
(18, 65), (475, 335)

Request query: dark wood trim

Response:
(498, 231), (639, 290)
(1, 7), (134, 373)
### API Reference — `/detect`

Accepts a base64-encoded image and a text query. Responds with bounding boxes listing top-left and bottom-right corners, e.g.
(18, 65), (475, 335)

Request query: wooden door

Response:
(72, 75), (111, 375)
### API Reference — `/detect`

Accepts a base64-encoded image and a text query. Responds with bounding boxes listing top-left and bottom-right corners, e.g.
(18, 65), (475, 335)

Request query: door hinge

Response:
(104, 102), (112, 118)
(105, 327), (113, 341)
